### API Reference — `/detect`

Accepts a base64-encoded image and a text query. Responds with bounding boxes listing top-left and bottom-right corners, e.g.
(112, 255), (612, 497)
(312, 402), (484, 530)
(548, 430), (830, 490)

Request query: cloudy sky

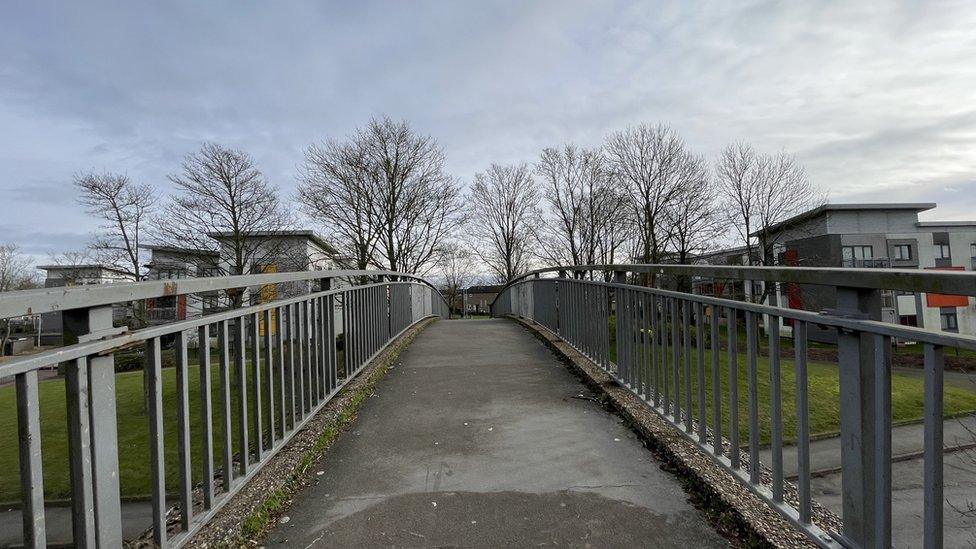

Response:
(2, 0), (975, 260)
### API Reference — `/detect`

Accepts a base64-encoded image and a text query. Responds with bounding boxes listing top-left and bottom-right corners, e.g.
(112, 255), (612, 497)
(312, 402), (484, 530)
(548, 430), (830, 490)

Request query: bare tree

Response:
(298, 139), (380, 270)
(300, 117), (461, 275)
(716, 142), (824, 265)
(606, 124), (688, 270)
(152, 142), (293, 305)
(438, 243), (475, 316)
(469, 163), (538, 282)
(666, 152), (724, 265)
(362, 117), (462, 274)
(534, 145), (626, 268)
(0, 244), (38, 356)
(74, 171), (154, 280)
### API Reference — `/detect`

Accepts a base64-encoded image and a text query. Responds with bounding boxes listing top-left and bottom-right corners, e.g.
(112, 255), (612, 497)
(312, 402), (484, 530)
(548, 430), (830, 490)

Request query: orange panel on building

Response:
(924, 266), (969, 307)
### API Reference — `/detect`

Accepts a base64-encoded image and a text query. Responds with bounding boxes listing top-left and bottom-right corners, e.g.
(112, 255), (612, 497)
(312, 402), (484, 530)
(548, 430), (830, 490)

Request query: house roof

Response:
(205, 230), (339, 255)
(464, 284), (503, 294)
(692, 245), (752, 261)
(139, 244), (220, 257)
(36, 264), (133, 276)
(916, 221), (976, 228)
(751, 203), (937, 237)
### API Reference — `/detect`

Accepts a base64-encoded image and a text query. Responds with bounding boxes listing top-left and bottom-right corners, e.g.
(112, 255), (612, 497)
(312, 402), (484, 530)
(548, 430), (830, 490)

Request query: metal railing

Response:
(1, 269), (448, 548)
(492, 264), (976, 549)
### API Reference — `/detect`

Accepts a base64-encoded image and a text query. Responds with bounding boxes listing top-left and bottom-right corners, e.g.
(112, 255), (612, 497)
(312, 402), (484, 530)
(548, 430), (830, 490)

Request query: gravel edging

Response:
(509, 316), (842, 549)
(183, 317), (438, 548)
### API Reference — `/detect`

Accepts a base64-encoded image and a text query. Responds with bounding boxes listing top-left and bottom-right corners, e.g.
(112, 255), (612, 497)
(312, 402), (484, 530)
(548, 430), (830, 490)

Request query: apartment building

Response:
(751, 203), (976, 340)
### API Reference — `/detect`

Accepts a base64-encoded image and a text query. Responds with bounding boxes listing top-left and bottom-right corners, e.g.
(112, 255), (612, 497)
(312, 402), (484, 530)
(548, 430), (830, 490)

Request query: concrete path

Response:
(758, 414), (976, 478)
(758, 416), (976, 548)
(0, 501), (153, 547)
(266, 319), (728, 548)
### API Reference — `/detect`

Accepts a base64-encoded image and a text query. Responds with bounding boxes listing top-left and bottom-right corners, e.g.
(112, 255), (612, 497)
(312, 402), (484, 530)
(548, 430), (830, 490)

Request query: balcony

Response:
(841, 257), (890, 268)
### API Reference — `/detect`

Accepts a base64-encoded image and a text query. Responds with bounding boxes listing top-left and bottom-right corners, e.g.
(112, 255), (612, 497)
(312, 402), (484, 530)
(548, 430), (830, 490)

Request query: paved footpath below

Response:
(266, 319), (728, 548)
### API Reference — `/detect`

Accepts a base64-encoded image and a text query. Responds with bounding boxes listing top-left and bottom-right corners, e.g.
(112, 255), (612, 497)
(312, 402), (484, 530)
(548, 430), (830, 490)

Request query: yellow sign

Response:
(258, 264), (278, 336)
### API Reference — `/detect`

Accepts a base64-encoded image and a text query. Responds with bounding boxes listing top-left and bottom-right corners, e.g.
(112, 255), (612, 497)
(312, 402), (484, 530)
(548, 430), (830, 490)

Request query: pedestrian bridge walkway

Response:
(267, 319), (727, 547)
(3, 264), (975, 548)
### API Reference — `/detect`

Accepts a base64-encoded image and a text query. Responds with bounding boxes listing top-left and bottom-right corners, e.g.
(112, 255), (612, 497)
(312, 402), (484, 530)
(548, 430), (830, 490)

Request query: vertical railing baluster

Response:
(343, 293), (351, 378)
(235, 315), (249, 473)
(218, 320), (234, 491)
(794, 321), (811, 524)
(728, 308), (740, 469)
(671, 298), (680, 421)
(662, 296), (670, 414)
(696, 302), (706, 439)
(263, 308), (275, 446)
(146, 337), (166, 547)
(306, 299), (316, 407)
(746, 311), (760, 484)
(250, 313), (263, 462)
(66, 357), (95, 546)
(328, 294), (337, 392)
(198, 324), (215, 509)
(640, 293), (649, 397)
(16, 370), (45, 549)
(651, 293), (659, 407)
(276, 307), (287, 436)
(769, 310), (783, 502)
(297, 301), (307, 417)
(175, 330), (193, 531)
(710, 304), (722, 455)
(288, 303), (298, 428)
(923, 343), (943, 549)
(683, 300), (692, 433)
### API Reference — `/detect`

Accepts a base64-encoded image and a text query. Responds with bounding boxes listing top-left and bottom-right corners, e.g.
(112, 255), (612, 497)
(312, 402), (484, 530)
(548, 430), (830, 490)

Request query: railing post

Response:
(833, 286), (889, 548)
(63, 305), (123, 548)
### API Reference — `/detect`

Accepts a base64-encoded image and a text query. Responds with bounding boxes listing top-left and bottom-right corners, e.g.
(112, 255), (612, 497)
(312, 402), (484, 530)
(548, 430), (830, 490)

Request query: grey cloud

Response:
(2, 0), (976, 251)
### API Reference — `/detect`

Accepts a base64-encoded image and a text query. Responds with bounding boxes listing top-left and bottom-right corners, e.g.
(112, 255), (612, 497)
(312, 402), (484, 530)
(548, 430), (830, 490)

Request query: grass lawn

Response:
(605, 316), (976, 445)
(0, 349), (345, 503)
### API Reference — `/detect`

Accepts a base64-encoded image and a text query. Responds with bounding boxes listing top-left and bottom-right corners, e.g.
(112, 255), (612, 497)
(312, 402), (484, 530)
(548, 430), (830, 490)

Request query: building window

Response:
(842, 245), (873, 260)
(202, 294), (219, 311)
(892, 244), (912, 260)
(935, 243), (951, 259)
(842, 245), (874, 266)
(940, 311), (958, 332)
(157, 268), (185, 279)
(971, 243), (976, 258)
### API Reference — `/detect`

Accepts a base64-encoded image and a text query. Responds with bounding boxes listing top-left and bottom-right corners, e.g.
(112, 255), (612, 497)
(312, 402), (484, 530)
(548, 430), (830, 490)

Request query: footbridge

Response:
(1, 264), (974, 548)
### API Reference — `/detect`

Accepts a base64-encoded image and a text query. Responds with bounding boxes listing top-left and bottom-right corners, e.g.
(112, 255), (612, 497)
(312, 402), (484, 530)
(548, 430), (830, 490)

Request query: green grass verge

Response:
(0, 348), (349, 502)
(601, 316), (976, 445)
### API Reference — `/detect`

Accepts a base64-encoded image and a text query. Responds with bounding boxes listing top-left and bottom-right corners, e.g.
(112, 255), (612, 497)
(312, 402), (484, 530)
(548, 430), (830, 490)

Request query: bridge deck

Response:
(267, 319), (727, 547)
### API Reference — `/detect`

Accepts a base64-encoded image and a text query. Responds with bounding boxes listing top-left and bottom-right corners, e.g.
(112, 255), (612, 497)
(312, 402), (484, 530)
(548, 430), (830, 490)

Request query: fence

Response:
(0, 270), (448, 548)
(492, 264), (976, 549)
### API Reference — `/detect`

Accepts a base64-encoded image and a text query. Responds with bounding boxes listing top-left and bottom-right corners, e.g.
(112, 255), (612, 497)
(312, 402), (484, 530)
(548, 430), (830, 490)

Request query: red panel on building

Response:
(924, 266), (969, 307)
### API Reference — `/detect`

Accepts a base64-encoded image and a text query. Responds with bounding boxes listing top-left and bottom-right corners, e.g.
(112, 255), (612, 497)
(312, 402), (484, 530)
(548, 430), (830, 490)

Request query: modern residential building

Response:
(142, 231), (345, 331)
(452, 284), (503, 315)
(141, 245), (221, 323)
(740, 203), (976, 340)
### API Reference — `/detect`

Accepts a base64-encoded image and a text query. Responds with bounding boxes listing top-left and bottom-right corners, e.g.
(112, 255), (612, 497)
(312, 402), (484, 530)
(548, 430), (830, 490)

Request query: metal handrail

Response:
(4, 271), (449, 548)
(0, 268), (438, 319)
(493, 270), (966, 548)
(493, 263), (976, 299)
